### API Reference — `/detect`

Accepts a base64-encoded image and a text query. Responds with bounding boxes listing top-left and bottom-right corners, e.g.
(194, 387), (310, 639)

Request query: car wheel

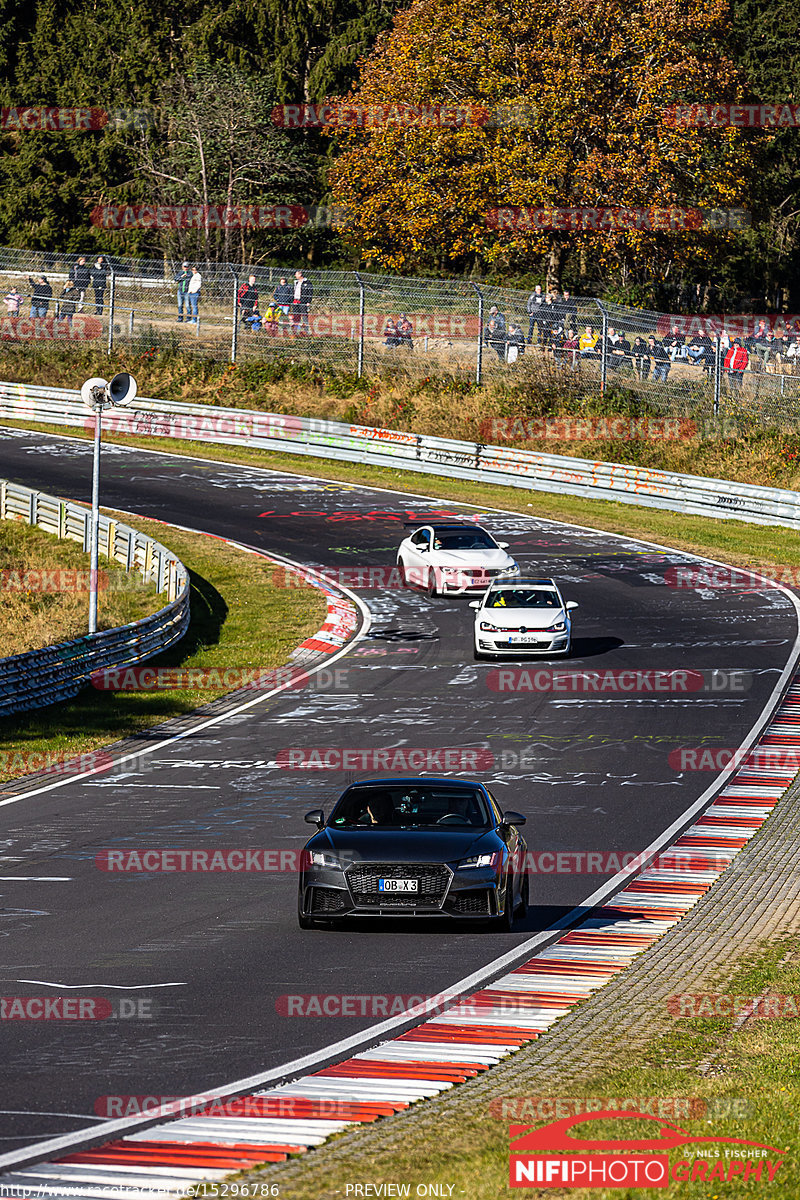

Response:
(426, 569), (438, 598)
(495, 877), (515, 931)
(515, 874), (529, 918)
(397, 557), (410, 587)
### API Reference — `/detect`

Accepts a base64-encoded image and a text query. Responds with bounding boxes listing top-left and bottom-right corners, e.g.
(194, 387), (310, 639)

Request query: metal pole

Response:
(106, 271), (116, 355)
(355, 273), (365, 378)
(595, 300), (608, 393)
(88, 405), (103, 634)
(471, 283), (483, 386)
(713, 336), (721, 416)
(129, 309), (134, 338)
(229, 268), (238, 364)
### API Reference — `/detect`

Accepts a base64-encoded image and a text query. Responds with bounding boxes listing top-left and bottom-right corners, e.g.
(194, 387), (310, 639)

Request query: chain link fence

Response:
(2, 244), (800, 426)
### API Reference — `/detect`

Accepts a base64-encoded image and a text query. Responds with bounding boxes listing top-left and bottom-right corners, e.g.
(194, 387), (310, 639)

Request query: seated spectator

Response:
(745, 322), (769, 372)
(562, 328), (580, 370)
(579, 324), (599, 357)
(261, 302), (280, 335)
(483, 319), (506, 361)
(686, 332), (714, 374)
(786, 336), (800, 373)
(724, 339), (749, 391)
(631, 336), (650, 380)
(397, 313), (414, 348)
(609, 328), (632, 371)
(663, 325), (685, 361)
(243, 307), (263, 333)
(384, 318), (400, 347)
(766, 330), (786, 372)
(648, 335), (671, 382)
(506, 323), (525, 358)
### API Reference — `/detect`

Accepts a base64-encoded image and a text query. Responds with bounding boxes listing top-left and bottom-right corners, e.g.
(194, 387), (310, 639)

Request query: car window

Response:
(411, 529), (430, 546)
(485, 589), (561, 608)
(328, 785), (492, 829)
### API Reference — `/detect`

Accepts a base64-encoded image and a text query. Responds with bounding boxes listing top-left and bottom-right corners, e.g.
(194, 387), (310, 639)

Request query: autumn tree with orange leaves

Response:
(327, 0), (753, 289)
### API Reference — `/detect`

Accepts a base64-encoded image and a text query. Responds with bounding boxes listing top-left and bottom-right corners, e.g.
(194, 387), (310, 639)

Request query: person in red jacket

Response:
(724, 339), (749, 392)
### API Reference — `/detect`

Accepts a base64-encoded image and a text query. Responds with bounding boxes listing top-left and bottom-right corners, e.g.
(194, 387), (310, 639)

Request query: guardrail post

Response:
(229, 267), (239, 364)
(471, 283), (484, 386)
(355, 272), (365, 378)
(106, 271), (116, 355)
(713, 335), (722, 416)
(129, 309), (134, 338)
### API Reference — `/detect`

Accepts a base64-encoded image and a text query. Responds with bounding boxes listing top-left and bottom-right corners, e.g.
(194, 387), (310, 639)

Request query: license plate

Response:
(508, 636), (541, 645)
(379, 878), (418, 893)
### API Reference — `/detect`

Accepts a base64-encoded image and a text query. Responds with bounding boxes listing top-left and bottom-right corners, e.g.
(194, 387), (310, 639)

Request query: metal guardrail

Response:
(1, 379), (799, 532)
(0, 476), (190, 715)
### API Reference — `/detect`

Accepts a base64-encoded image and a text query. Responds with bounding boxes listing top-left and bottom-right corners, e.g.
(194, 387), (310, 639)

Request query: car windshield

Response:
(485, 589), (561, 608)
(328, 785), (493, 829)
(432, 530), (496, 550)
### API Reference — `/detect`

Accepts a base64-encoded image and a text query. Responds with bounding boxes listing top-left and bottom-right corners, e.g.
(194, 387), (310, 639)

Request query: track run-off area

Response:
(0, 425), (798, 1160)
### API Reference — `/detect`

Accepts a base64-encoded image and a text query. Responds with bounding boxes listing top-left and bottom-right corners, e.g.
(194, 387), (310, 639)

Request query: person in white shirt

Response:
(187, 267), (202, 323)
(291, 270), (313, 334)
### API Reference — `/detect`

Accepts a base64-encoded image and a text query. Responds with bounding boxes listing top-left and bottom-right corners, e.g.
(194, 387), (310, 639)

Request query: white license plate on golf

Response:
(509, 636), (541, 645)
(379, 878), (418, 893)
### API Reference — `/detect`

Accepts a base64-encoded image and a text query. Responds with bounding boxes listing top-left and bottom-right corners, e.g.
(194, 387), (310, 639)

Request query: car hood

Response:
(310, 827), (497, 864)
(436, 549), (514, 567)
(477, 606), (566, 630)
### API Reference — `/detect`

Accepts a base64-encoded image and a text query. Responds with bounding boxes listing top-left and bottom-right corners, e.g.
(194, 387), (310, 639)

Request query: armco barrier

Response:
(0, 478), (189, 714)
(1, 379), (800, 530)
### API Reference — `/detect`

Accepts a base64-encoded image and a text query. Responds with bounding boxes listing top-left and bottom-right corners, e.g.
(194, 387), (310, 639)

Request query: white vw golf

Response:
(471, 577), (578, 659)
(397, 522), (520, 596)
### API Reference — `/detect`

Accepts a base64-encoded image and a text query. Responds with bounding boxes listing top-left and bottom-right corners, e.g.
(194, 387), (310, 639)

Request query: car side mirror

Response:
(566, 601), (579, 610)
(469, 600), (480, 609)
(497, 541), (510, 549)
(304, 809), (324, 828)
(501, 810), (527, 827)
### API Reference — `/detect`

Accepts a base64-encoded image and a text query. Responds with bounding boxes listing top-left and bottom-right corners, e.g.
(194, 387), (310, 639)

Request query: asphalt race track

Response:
(0, 426), (797, 1154)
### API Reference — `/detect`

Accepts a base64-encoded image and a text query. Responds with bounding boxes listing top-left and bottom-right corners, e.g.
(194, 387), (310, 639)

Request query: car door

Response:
(406, 526), (433, 570)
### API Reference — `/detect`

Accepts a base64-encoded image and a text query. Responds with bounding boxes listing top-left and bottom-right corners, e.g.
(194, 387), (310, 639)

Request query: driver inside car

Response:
(357, 793), (394, 826)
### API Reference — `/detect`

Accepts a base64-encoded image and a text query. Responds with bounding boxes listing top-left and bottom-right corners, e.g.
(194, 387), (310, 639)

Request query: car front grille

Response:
(346, 862), (451, 907)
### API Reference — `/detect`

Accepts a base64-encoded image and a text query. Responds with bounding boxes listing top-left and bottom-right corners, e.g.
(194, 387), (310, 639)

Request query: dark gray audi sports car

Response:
(297, 777), (528, 929)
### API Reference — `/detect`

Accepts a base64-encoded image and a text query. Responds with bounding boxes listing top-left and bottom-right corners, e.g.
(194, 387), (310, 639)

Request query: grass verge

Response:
(231, 933), (800, 1199)
(0, 517), (160, 654)
(0, 514), (327, 783)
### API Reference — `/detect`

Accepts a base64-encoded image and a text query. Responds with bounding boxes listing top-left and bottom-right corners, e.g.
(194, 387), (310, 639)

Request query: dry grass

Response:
(0, 518), (159, 654)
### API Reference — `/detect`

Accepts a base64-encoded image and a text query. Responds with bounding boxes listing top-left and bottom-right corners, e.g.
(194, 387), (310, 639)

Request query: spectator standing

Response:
(632, 336), (650, 379)
(724, 339), (748, 392)
(238, 275), (259, 323)
(561, 290), (578, 328)
(384, 318), (400, 348)
(767, 330), (786, 372)
(4, 286), (22, 316)
(28, 275), (52, 318)
(648, 335), (671, 382)
(91, 256), (109, 314)
(487, 304), (506, 335)
(506, 323), (525, 360)
(562, 328), (579, 371)
(541, 292), (557, 339)
(187, 266), (202, 323)
(526, 285), (543, 344)
(484, 318), (506, 361)
(69, 256), (91, 312)
(175, 261), (191, 322)
(292, 270), (313, 334)
(57, 284), (80, 328)
(397, 313), (414, 348)
(272, 277), (292, 327)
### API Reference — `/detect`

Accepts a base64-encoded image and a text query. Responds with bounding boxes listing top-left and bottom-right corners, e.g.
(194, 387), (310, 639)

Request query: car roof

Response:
(488, 577), (557, 587)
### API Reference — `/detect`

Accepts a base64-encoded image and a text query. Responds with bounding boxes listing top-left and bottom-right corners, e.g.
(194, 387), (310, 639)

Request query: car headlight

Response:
(497, 563), (520, 575)
(545, 620), (567, 632)
(308, 850), (344, 869)
(456, 853), (497, 870)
